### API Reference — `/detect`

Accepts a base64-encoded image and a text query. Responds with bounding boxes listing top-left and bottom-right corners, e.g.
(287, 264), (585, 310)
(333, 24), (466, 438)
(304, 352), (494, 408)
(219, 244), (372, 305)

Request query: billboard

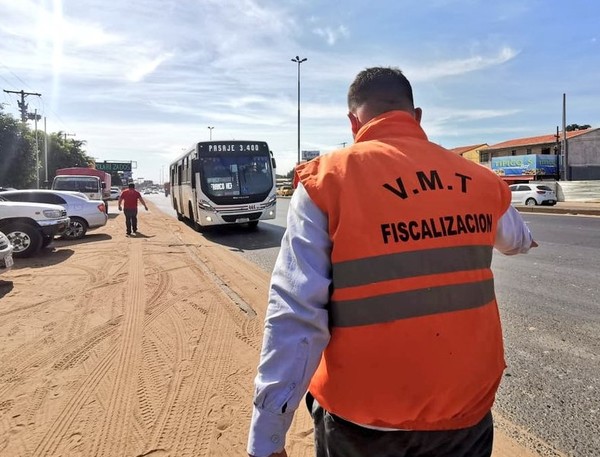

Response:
(491, 154), (558, 177)
(302, 150), (320, 161)
(96, 162), (133, 172)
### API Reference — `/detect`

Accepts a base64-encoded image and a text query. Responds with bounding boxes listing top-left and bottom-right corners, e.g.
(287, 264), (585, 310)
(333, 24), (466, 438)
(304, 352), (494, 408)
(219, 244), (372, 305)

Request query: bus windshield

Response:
(53, 176), (100, 193)
(200, 155), (272, 198)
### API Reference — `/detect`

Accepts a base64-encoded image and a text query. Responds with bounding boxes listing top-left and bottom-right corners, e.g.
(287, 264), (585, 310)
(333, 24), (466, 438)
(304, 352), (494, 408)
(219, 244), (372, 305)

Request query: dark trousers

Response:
(307, 393), (494, 457)
(123, 208), (138, 234)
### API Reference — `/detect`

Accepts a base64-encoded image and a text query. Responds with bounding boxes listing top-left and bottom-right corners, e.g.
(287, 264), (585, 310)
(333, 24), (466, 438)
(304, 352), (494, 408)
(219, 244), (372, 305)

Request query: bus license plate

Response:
(236, 217), (250, 223)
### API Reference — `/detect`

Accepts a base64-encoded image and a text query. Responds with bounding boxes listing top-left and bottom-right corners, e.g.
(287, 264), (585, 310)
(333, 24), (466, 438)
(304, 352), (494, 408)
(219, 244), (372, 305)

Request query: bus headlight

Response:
(267, 195), (277, 206)
(198, 200), (214, 211)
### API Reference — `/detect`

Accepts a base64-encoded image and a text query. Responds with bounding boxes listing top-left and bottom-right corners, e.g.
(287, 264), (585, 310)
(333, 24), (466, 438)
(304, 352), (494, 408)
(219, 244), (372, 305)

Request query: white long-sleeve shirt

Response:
(247, 184), (534, 457)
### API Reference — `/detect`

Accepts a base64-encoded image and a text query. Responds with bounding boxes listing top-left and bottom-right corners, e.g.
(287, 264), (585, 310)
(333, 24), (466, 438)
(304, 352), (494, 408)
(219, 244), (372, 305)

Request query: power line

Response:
(0, 62), (34, 91)
(0, 65), (71, 131)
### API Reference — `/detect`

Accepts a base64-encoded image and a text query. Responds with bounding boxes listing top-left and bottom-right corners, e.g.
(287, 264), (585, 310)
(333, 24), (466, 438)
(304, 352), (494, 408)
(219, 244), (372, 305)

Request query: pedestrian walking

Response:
(117, 183), (148, 236)
(247, 67), (538, 457)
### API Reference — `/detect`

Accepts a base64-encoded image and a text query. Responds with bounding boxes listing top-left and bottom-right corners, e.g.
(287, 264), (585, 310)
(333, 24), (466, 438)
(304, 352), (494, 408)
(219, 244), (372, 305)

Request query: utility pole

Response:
(3, 89), (41, 122)
(562, 93), (569, 181)
(33, 110), (40, 188)
(44, 117), (49, 188)
(25, 110), (43, 188)
(63, 132), (76, 142)
(291, 56), (307, 165)
(339, 142), (347, 148)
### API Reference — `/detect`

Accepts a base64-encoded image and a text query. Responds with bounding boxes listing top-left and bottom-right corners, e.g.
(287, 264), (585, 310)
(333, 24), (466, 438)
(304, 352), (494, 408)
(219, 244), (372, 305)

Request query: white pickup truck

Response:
(0, 197), (70, 258)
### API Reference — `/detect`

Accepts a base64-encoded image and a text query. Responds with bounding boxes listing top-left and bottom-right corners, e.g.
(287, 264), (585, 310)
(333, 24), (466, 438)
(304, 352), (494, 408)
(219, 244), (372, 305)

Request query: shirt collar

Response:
(355, 110), (428, 143)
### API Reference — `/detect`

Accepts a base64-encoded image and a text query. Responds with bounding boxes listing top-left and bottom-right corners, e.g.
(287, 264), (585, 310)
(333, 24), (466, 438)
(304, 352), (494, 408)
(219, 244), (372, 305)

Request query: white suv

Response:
(0, 196), (70, 258)
(0, 190), (107, 240)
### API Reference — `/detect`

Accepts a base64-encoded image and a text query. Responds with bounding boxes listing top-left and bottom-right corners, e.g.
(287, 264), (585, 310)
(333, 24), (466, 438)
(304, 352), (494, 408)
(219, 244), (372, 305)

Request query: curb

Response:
(515, 206), (600, 216)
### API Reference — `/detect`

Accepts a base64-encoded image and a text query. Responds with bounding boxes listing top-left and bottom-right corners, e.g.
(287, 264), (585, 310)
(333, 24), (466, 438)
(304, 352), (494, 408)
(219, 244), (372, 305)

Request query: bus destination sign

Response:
(199, 141), (268, 155)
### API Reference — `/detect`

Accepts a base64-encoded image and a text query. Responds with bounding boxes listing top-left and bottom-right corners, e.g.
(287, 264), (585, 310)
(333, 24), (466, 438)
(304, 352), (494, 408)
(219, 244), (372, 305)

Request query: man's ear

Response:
(348, 112), (361, 137)
(414, 107), (423, 124)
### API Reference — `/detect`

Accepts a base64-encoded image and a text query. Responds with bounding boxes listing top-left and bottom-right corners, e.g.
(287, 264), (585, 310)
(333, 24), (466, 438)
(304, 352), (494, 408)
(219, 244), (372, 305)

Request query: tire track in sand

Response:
(91, 241), (146, 456)
(30, 283), (201, 456)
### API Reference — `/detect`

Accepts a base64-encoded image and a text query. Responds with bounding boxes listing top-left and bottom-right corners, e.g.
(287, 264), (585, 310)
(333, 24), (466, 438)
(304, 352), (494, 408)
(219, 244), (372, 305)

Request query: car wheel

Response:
(61, 217), (88, 240)
(4, 223), (43, 258)
(525, 198), (537, 206)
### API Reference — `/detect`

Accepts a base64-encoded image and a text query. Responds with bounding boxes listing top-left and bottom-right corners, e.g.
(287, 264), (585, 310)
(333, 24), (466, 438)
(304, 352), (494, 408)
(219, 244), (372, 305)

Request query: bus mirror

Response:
(101, 182), (106, 189)
(272, 158), (277, 169)
(191, 158), (200, 173)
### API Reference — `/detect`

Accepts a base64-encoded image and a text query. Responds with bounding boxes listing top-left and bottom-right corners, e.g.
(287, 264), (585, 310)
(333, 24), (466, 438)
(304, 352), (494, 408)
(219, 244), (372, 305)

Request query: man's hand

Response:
(248, 451), (287, 457)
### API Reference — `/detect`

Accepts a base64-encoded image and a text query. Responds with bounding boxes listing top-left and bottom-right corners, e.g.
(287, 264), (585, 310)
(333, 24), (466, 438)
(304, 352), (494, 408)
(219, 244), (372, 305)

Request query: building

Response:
(483, 128), (600, 182)
(451, 129), (600, 183)
(449, 143), (488, 163)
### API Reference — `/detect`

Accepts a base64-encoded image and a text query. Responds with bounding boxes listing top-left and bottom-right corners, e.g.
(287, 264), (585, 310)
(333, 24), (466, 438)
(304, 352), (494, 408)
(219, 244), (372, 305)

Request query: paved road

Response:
(493, 213), (600, 457)
(145, 195), (600, 456)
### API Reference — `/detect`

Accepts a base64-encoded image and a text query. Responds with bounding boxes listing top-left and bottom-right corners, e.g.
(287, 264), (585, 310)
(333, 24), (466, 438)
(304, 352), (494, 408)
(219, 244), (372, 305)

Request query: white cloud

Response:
(312, 25), (350, 45)
(409, 46), (519, 81)
(126, 53), (174, 82)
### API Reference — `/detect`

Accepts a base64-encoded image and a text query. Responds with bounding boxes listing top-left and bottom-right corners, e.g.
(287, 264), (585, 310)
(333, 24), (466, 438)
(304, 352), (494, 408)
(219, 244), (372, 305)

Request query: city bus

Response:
(169, 140), (277, 230)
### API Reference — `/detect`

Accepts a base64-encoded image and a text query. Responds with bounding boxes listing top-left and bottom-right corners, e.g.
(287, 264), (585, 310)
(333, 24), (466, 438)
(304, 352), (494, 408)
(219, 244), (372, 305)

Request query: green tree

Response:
(108, 171), (123, 187)
(0, 110), (37, 189)
(566, 123), (591, 131)
(44, 131), (93, 183)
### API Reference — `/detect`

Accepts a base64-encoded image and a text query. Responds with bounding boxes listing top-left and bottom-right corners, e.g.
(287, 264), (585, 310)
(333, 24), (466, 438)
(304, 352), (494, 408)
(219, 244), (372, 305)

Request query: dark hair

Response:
(128, 183), (135, 189)
(347, 67), (414, 115)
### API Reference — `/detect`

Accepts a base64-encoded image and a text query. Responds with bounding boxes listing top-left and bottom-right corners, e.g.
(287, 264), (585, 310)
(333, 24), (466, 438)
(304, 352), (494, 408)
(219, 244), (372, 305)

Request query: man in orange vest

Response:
(247, 67), (537, 457)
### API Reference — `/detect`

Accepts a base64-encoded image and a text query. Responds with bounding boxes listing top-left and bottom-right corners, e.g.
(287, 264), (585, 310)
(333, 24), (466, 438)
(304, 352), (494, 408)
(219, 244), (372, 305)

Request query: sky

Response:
(1, 0), (599, 183)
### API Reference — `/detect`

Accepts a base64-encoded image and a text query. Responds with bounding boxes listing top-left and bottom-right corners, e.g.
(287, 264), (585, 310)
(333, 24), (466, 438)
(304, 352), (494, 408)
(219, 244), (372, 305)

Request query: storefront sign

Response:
(492, 155), (557, 177)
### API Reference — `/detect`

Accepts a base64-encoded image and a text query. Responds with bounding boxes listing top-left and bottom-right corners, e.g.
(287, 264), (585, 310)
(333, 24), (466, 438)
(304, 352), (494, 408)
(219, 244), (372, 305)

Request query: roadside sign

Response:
(302, 150), (320, 161)
(96, 162), (132, 172)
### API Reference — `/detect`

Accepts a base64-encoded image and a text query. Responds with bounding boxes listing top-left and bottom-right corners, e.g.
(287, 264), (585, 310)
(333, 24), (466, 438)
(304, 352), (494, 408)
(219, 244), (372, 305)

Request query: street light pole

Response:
(208, 126), (214, 141)
(291, 56), (307, 165)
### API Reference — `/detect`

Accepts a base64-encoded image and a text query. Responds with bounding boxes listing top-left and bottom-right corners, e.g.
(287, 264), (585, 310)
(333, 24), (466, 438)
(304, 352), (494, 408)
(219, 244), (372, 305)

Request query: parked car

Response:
(0, 231), (14, 273)
(277, 186), (294, 197)
(109, 186), (121, 201)
(0, 190), (108, 240)
(0, 196), (70, 258)
(508, 183), (557, 206)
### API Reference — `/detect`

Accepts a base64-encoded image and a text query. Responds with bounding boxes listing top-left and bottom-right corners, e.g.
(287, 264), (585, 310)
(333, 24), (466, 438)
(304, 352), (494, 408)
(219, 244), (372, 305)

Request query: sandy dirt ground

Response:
(0, 203), (561, 457)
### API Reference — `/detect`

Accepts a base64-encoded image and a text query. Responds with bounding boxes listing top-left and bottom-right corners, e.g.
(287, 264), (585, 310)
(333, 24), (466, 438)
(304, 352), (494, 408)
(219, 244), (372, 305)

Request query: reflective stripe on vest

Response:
(332, 244), (493, 289)
(331, 277), (495, 327)
(330, 244), (494, 326)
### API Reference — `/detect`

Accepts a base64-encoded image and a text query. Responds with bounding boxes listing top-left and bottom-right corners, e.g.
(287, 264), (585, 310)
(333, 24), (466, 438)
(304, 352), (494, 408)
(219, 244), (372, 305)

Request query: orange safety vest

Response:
(296, 111), (511, 431)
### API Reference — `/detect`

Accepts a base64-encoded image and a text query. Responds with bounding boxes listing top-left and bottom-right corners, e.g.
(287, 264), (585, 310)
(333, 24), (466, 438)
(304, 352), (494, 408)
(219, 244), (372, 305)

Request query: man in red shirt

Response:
(117, 183), (148, 236)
